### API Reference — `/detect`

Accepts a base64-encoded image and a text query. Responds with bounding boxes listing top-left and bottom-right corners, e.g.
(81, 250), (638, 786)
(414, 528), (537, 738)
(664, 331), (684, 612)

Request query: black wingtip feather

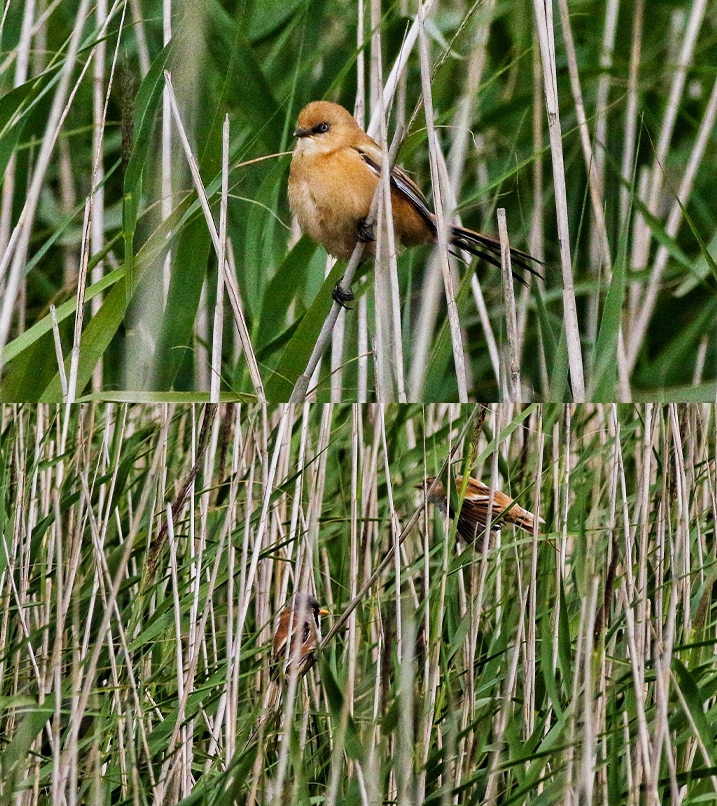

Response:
(449, 225), (543, 282)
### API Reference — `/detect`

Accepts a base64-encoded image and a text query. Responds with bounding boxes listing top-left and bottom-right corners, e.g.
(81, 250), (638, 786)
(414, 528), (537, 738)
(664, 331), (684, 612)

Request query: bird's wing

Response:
(355, 146), (436, 231)
(456, 497), (490, 543)
(355, 142), (541, 280)
(388, 165), (435, 230)
(463, 489), (538, 535)
(503, 501), (539, 533)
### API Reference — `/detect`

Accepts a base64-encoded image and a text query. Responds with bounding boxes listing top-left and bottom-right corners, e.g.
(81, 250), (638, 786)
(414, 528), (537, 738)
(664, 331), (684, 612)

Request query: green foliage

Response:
(1, 403), (716, 802)
(1, 0), (715, 399)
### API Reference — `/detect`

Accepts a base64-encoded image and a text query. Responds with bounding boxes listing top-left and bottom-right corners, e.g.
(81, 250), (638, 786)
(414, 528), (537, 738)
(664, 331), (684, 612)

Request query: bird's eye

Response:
(313, 122), (330, 134)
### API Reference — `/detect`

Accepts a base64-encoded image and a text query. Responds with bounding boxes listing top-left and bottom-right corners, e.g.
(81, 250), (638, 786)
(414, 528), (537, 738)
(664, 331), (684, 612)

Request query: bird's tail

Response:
(449, 224), (541, 282)
(502, 501), (542, 534)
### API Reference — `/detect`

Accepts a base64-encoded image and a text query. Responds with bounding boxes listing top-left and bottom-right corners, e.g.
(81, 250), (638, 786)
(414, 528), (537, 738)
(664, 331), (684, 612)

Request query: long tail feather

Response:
(449, 224), (542, 281)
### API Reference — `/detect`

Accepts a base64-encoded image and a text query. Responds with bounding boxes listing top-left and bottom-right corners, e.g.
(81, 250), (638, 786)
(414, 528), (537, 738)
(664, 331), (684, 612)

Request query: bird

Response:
(420, 475), (541, 544)
(288, 101), (540, 303)
(244, 592), (329, 752)
(271, 592), (329, 683)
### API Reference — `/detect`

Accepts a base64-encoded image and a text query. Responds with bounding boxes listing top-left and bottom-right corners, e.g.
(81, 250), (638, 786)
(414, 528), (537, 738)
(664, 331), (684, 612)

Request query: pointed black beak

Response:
(293, 127), (311, 138)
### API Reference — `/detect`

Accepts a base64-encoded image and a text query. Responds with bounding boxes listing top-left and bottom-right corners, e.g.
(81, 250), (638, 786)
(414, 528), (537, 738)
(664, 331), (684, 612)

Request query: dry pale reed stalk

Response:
(417, 7), (468, 402)
(532, 0), (585, 400)
(210, 115), (230, 403)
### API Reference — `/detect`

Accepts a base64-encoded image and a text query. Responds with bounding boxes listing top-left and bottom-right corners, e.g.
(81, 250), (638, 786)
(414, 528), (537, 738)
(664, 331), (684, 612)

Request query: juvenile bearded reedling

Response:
(421, 475), (541, 544)
(288, 101), (540, 302)
(271, 592), (329, 683)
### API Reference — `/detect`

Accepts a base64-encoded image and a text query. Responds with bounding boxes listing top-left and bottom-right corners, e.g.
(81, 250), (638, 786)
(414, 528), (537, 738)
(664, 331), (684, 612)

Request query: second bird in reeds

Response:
(271, 592), (329, 683)
(288, 101), (540, 303)
(256, 592), (329, 728)
(420, 475), (541, 544)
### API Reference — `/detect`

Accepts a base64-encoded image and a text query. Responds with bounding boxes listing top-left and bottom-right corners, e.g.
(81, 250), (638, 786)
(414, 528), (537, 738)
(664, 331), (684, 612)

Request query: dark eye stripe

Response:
(312, 122), (330, 134)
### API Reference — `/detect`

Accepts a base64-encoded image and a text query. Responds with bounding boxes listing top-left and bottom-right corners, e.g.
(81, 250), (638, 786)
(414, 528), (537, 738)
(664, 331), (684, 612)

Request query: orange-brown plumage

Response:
(249, 592), (330, 741)
(271, 592), (329, 682)
(288, 101), (539, 274)
(421, 475), (541, 544)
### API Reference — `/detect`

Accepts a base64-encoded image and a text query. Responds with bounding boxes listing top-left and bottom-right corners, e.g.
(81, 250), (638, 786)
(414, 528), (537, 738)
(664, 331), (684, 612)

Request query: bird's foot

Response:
(332, 282), (355, 308)
(356, 218), (376, 243)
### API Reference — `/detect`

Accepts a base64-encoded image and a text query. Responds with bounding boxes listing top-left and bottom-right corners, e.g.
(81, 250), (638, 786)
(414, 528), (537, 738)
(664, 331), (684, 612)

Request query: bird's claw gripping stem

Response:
(332, 282), (355, 308)
(356, 218), (376, 243)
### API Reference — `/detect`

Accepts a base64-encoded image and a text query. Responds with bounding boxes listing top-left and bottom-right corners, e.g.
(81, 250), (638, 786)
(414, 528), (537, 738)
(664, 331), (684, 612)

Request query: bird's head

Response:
(416, 476), (449, 512)
(291, 592), (329, 622)
(292, 101), (360, 156)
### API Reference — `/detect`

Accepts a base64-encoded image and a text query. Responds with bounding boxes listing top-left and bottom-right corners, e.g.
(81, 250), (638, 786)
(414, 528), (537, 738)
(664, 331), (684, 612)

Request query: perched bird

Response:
(271, 592), (329, 682)
(245, 592), (329, 749)
(420, 475), (540, 544)
(288, 101), (539, 302)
